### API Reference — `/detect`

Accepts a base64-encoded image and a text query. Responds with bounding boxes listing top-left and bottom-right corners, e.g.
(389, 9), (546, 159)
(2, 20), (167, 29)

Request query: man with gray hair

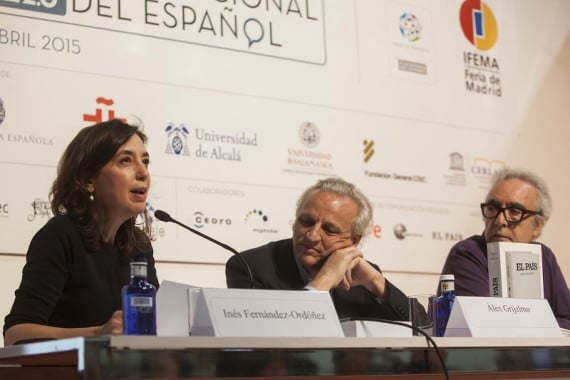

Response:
(226, 177), (409, 321)
(439, 167), (570, 329)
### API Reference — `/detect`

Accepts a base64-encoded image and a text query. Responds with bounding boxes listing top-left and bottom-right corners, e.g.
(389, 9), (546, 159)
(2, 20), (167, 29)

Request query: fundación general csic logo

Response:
(459, 0), (498, 51)
(399, 13), (421, 42)
(363, 139), (375, 163)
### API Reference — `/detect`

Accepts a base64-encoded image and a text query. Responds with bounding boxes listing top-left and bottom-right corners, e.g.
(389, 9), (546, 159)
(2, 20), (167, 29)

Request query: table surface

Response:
(1, 336), (569, 379)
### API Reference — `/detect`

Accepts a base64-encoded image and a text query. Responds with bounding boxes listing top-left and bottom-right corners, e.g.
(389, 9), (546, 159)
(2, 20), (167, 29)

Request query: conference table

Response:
(0, 335), (569, 379)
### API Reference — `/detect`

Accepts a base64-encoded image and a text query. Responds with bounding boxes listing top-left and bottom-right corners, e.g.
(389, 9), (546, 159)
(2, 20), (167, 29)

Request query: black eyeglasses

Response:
(480, 203), (542, 223)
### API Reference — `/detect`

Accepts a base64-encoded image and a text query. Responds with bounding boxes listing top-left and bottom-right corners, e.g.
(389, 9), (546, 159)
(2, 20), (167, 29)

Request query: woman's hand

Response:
(96, 310), (123, 336)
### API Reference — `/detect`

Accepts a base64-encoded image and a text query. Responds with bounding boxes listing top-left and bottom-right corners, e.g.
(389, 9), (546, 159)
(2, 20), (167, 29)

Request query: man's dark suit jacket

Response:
(226, 238), (409, 321)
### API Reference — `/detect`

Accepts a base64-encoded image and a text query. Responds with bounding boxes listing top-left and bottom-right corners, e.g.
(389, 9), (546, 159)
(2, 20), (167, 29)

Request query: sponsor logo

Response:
(365, 170), (426, 183)
(193, 211), (232, 229)
(0, 133), (54, 145)
(164, 123), (257, 162)
(27, 198), (51, 222)
(299, 121), (319, 148)
(0, 98), (54, 144)
(460, 0), (502, 97)
(0, 202), (8, 217)
(245, 209), (278, 234)
(372, 224), (382, 239)
(471, 158), (504, 176)
(363, 137), (427, 183)
(245, 209), (269, 223)
(389, 5), (431, 78)
(449, 152), (465, 171)
(444, 152), (466, 186)
(195, 128), (257, 146)
(144, 203), (156, 224)
(142, 202), (165, 240)
(363, 139), (374, 163)
(285, 121), (334, 174)
(83, 97), (126, 124)
(0, 97), (5, 125)
(398, 59), (427, 75)
(463, 51), (501, 97)
(459, 0), (498, 51)
(432, 231), (463, 241)
(470, 158), (505, 189)
(165, 123), (190, 156)
(394, 223), (423, 240)
(399, 13), (421, 42)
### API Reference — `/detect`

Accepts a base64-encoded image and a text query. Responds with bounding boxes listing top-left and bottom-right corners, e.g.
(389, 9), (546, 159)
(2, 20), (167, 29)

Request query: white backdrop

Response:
(0, 1), (567, 279)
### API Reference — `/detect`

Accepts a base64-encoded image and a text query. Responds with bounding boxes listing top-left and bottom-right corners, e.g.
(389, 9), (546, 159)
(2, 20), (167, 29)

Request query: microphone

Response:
(154, 209), (255, 289)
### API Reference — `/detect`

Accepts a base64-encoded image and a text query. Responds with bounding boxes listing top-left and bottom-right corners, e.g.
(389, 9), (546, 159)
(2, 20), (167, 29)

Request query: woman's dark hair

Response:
(50, 119), (151, 256)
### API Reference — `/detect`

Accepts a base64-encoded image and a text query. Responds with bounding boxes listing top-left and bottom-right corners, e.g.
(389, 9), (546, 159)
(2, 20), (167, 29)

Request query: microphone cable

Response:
(339, 316), (449, 380)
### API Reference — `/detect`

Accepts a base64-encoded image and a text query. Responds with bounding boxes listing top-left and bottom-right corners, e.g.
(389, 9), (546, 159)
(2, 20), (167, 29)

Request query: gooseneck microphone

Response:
(154, 209), (255, 289)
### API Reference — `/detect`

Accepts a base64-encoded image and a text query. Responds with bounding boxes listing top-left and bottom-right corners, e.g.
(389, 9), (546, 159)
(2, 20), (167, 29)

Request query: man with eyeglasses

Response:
(439, 168), (570, 329)
(226, 177), (409, 322)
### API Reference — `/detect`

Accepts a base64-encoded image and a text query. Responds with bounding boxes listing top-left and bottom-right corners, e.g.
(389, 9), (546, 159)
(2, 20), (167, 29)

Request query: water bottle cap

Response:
(440, 274), (454, 281)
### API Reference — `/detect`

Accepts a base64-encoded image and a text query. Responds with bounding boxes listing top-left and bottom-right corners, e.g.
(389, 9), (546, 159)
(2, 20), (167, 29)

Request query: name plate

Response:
(156, 280), (199, 336)
(341, 320), (412, 337)
(191, 288), (344, 337)
(445, 296), (562, 337)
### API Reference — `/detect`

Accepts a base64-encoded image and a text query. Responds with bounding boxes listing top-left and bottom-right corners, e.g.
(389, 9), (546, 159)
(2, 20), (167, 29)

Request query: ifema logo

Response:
(459, 0), (498, 51)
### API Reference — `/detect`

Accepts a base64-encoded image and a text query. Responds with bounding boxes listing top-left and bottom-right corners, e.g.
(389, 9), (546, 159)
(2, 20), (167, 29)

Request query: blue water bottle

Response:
(122, 258), (157, 335)
(433, 274), (455, 337)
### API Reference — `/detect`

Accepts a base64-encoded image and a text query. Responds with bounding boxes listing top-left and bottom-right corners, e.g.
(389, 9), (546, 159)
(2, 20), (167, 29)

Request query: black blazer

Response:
(226, 239), (409, 321)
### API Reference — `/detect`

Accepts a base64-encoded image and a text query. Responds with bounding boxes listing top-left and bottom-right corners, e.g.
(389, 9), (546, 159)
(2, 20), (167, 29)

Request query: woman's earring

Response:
(89, 192), (94, 202)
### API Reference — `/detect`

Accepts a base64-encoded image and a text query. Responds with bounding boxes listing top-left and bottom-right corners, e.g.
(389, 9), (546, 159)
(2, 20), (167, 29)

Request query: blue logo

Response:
(165, 123), (190, 156)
